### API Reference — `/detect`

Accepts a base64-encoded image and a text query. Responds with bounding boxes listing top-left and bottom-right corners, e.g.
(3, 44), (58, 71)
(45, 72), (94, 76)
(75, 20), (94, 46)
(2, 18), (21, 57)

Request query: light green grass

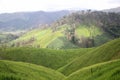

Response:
(47, 37), (78, 49)
(0, 60), (65, 80)
(76, 25), (102, 37)
(0, 47), (90, 69)
(12, 24), (103, 48)
(64, 59), (120, 80)
(58, 38), (120, 76)
(0, 38), (120, 79)
(13, 28), (64, 48)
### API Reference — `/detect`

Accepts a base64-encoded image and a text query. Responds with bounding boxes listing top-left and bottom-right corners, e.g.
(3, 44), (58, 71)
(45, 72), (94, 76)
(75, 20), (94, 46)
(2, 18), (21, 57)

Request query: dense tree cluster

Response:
(52, 10), (120, 47)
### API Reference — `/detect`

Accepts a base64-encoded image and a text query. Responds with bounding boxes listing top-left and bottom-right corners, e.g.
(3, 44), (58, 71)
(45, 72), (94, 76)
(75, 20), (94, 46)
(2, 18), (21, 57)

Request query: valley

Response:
(0, 38), (120, 80)
(0, 6), (120, 80)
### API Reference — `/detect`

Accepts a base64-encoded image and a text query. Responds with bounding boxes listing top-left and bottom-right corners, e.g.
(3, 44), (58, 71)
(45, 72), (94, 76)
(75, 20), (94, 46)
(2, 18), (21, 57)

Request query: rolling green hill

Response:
(0, 60), (65, 80)
(0, 37), (120, 80)
(58, 38), (120, 75)
(64, 59), (120, 80)
(13, 28), (64, 48)
(11, 25), (71, 49)
(0, 10), (120, 80)
(1, 38), (120, 72)
(0, 47), (90, 69)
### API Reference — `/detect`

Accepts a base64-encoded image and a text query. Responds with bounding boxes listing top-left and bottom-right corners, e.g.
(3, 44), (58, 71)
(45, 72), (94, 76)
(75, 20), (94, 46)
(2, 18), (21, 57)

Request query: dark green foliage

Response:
(100, 12), (120, 38)
(0, 33), (18, 45)
(53, 11), (120, 48)
(0, 75), (21, 80)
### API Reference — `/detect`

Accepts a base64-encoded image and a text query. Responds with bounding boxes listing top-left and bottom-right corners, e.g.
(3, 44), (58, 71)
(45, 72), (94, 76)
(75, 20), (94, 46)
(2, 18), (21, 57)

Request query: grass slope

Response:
(13, 28), (64, 48)
(47, 37), (78, 49)
(13, 25), (78, 49)
(64, 59), (120, 80)
(12, 24), (106, 49)
(58, 38), (120, 76)
(0, 60), (65, 80)
(1, 38), (120, 77)
(0, 47), (90, 70)
(76, 25), (102, 37)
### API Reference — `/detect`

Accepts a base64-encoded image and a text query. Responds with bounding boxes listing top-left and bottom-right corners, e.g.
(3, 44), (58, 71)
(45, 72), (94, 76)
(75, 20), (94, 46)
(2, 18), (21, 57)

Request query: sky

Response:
(0, 0), (120, 13)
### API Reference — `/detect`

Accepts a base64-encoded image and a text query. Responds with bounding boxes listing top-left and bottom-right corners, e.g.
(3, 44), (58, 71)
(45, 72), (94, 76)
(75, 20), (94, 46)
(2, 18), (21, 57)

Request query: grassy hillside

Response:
(64, 59), (120, 80)
(47, 37), (78, 49)
(0, 60), (65, 80)
(1, 38), (120, 73)
(0, 38), (120, 79)
(58, 38), (120, 75)
(75, 25), (102, 37)
(12, 24), (106, 49)
(12, 25), (77, 49)
(4, 11), (120, 49)
(13, 28), (63, 48)
(0, 47), (90, 69)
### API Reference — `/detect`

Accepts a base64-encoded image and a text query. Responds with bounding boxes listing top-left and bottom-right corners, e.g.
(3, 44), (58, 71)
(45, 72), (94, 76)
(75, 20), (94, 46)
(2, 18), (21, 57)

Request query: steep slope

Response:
(0, 60), (65, 80)
(58, 38), (120, 75)
(64, 59), (120, 80)
(0, 47), (90, 69)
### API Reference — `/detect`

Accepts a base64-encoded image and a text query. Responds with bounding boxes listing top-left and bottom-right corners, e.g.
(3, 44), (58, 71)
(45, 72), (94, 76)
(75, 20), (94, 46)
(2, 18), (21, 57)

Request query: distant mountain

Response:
(103, 7), (120, 13)
(0, 10), (70, 31)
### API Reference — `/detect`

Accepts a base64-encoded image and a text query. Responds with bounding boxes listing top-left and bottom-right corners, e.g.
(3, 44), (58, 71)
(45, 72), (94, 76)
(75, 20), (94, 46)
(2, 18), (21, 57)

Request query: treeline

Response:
(51, 10), (120, 47)
(0, 34), (18, 44)
(57, 10), (120, 37)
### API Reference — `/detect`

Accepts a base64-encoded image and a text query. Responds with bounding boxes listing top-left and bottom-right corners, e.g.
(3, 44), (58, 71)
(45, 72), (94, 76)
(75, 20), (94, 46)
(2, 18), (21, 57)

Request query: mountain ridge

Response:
(0, 10), (70, 31)
(103, 7), (120, 13)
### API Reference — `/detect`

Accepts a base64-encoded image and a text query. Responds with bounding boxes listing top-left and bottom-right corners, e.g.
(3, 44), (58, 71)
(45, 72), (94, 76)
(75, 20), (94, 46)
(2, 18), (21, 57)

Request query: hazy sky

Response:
(0, 0), (120, 13)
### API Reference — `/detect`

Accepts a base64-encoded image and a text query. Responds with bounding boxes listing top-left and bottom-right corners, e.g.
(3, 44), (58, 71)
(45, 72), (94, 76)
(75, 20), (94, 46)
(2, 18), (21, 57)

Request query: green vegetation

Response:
(12, 10), (120, 49)
(64, 59), (120, 80)
(0, 37), (120, 80)
(52, 11), (120, 48)
(76, 25), (102, 37)
(13, 28), (64, 48)
(0, 33), (18, 44)
(0, 47), (90, 69)
(0, 11), (120, 80)
(58, 38), (120, 75)
(12, 24), (105, 49)
(47, 37), (78, 49)
(0, 60), (65, 80)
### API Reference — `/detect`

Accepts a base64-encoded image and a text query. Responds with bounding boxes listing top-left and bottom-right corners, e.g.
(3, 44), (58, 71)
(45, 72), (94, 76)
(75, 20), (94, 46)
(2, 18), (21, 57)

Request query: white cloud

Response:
(0, 0), (120, 13)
